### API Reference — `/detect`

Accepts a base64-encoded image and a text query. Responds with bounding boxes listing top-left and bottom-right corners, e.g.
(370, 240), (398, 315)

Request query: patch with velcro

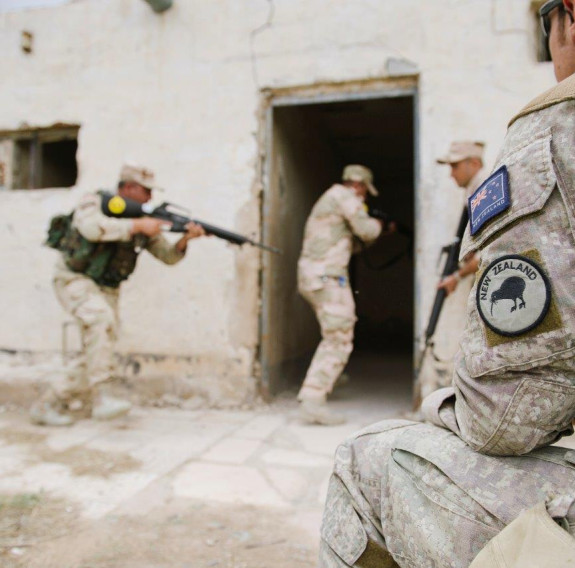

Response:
(476, 253), (552, 338)
(469, 165), (510, 236)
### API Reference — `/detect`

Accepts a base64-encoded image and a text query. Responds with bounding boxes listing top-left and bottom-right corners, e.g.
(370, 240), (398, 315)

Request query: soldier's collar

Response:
(508, 72), (575, 127)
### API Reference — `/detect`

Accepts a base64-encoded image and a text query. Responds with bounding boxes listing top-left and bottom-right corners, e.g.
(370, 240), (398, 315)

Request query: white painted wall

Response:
(0, 0), (73, 11)
(0, 0), (556, 388)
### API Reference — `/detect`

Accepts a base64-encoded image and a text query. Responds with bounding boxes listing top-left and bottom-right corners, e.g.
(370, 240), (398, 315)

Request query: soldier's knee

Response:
(321, 310), (355, 334)
(333, 335), (353, 355)
(74, 298), (116, 329)
(323, 324), (354, 348)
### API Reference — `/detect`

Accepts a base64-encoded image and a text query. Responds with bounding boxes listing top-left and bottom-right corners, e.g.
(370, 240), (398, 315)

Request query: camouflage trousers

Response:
(52, 267), (119, 402)
(319, 420), (575, 568)
(298, 278), (356, 401)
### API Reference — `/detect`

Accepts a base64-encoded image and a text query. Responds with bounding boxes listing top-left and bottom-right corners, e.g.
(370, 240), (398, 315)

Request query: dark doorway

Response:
(261, 90), (415, 415)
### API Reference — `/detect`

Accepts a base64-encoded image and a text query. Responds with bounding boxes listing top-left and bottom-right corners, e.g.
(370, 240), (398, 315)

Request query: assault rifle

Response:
(368, 208), (413, 240)
(413, 207), (469, 408)
(100, 192), (281, 254)
(361, 208), (413, 271)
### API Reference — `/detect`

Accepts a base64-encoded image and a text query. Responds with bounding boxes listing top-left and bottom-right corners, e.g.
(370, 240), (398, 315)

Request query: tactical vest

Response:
(46, 198), (147, 288)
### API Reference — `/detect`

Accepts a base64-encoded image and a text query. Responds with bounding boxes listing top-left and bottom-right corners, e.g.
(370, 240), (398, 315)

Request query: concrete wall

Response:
(261, 105), (338, 393)
(0, 0), (556, 393)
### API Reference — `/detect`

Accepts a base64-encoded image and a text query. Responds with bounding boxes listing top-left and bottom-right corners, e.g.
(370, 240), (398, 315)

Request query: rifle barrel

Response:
(192, 219), (281, 254)
(424, 288), (447, 341)
(416, 206), (469, 376)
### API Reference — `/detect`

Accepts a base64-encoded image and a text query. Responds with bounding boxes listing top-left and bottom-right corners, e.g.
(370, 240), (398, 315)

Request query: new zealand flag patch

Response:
(468, 165), (510, 236)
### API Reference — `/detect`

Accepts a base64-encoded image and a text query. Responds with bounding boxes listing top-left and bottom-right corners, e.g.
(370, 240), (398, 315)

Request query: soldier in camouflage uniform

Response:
(31, 163), (205, 426)
(297, 165), (384, 425)
(418, 142), (487, 398)
(435, 140), (485, 297)
(320, 419), (575, 568)
(319, 1), (575, 565)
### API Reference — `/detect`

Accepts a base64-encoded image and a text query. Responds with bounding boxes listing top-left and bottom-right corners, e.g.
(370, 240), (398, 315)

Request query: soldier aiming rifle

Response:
(36, 163), (278, 428)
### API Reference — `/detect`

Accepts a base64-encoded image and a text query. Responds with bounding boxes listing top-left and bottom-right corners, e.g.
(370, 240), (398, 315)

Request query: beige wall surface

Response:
(0, 0), (557, 386)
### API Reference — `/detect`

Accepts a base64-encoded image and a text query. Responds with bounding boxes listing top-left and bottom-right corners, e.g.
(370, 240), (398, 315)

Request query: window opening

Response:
(0, 126), (79, 190)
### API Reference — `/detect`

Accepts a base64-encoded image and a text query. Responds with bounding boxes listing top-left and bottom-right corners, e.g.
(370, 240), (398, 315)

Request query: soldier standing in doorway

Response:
(296, 164), (395, 426)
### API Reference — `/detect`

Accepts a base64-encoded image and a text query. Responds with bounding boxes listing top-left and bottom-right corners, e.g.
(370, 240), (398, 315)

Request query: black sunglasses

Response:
(540, 0), (565, 37)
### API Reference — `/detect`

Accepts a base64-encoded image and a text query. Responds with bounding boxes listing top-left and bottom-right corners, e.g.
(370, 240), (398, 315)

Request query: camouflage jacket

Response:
(54, 192), (185, 288)
(297, 184), (381, 291)
(424, 74), (575, 456)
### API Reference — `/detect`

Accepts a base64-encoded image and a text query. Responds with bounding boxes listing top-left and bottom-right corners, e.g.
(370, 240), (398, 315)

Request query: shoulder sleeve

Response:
(550, 100), (575, 225)
(73, 193), (133, 242)
(508, 74), (575, 127)
(337, 190), (382, 243)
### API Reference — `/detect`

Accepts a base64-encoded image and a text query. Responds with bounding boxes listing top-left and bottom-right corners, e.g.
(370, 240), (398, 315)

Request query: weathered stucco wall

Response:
(0, 0), (556, 391)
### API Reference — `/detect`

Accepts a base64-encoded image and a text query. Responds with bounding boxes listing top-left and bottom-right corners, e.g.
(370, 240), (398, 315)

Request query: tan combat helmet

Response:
(436, 141), (485, 164)
(342, 164), (379, 196)
(119, 163), (157, 191)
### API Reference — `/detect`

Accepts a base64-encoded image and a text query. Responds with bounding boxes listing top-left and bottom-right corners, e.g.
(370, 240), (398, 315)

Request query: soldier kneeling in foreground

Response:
(320, 1), (575, 566)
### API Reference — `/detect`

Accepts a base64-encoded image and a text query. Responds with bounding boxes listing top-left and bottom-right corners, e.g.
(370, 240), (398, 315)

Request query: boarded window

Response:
(0, 126), (79, 190)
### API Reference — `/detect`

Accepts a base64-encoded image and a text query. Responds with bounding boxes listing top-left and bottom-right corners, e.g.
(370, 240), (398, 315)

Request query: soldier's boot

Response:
(29, 401), (74, 427)
(298, 399), (346, 426)
(91, 385), (131, 421)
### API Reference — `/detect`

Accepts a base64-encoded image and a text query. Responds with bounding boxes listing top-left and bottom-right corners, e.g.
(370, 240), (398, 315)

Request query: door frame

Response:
(258, 77), (420, 397)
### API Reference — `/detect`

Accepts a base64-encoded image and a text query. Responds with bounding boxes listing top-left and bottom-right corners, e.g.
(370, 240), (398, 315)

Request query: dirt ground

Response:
(0, 420), (319, 568)
(0, 492), (317, 568)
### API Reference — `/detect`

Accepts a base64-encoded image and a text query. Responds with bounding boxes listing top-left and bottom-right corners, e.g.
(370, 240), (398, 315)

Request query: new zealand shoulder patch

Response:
(476, 255), (551, 337)
(469, 165), (510, 236)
